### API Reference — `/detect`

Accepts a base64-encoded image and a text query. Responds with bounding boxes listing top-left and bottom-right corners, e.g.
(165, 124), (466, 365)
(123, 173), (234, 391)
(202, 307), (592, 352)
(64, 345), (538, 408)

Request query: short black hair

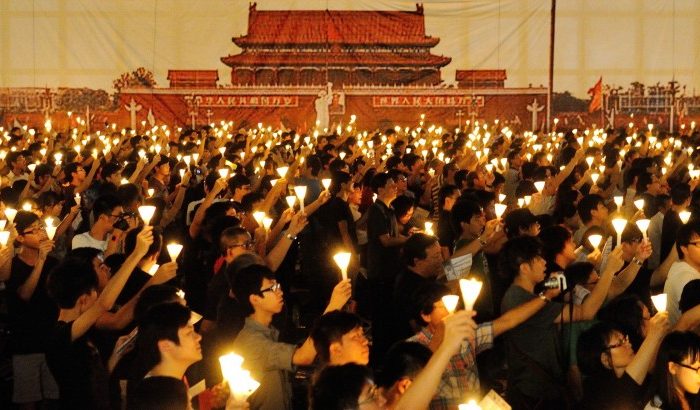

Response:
(670, 183), (691, 206)
(539, 225), (572, 263)
(438, 184), (459, 210)
(391, 195), (415, 219)
(503, 208), (537, 239)
(499, 236), (544, 281)
(577, 194), (605, 224)
(311, 310), (363, 364)
(376, 341), (431, 388)
(134, 284), (182, 325)
(228, 173), (251, 193)
(577, 321), (622, 376)
(676, 220), (700, 260)
(231, 264), (276, 316)
(370, 172), (392, 194)
(310, 364), (372, 410)
(402, 233), (438, 267)
(413, 282), (450, 326)
(136, 302), (192, 376)
(47, 258), (98, 308)
(450, 199), (483, 235)
(92, 193), (121, 219)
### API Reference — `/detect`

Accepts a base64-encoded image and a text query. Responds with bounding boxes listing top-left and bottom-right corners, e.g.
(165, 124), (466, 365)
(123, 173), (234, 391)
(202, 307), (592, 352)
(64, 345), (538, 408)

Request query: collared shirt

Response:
(408, 322), (494, 410)
(233, 317), (296, 410)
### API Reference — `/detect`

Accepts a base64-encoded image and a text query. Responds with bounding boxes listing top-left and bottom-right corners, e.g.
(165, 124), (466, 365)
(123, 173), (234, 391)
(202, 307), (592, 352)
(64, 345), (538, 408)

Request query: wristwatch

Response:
(538, 292), (551, 303)
(631, 257), (643, 266)
(285, 233), (296, 241)
(477, 236), (487, 247)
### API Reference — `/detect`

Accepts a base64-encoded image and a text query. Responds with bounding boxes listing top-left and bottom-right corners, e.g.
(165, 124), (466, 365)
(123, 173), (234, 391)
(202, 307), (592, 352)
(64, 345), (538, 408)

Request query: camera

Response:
(543, 272), (568, 292)
(113, 212), (136, 231)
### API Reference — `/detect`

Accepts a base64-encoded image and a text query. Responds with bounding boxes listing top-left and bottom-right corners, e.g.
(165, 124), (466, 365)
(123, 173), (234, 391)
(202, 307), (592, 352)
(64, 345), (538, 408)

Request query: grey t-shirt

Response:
(501, 284), (564, 399)
(233, 317), (296, 410)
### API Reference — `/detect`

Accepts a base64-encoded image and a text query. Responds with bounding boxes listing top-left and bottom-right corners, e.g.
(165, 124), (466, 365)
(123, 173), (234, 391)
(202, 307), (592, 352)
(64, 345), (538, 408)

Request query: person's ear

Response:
(397, 377), (412, 394)
(157, 339), (175, 355)
(329, 341), (343, 361)
(249, 293), (262, 308)
(519, 262), (531, 277)
(668, 361), (678, 376)
(15, 234), (24, 244)
(420, 312), (431, 324)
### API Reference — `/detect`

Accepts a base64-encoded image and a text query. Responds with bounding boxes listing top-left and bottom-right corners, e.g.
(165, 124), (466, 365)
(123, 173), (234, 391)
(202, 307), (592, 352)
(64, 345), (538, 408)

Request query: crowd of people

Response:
(0, 118), (700, 410)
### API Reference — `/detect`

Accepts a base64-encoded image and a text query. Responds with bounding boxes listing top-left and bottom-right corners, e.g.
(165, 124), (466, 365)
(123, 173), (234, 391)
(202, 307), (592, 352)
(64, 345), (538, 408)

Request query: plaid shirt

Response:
(408, 322), (494, 410)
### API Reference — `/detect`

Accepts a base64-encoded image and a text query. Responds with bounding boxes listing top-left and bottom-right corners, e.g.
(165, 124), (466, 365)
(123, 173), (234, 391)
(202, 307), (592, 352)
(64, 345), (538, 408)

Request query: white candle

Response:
(636, 219), (650, 239)
(167, 243), (183, 261)
(4, 208), (17, 223)
(0, 230), (10, 246)
(294, 186), (307, 213)
(441, 295), (460, 314)
(612, 218), (627, 247)
(588, 234), (602, 249)
(333, 251), (352, 281)
(138, 205), (156, 225)
(459, 278), (482, 311)
(651, 293), (667, 312)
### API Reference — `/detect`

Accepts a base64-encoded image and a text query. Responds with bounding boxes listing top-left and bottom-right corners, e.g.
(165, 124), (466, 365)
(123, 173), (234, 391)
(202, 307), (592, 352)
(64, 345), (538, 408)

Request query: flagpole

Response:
(601, 79), (605, 128)
(547, 0), (556, 133)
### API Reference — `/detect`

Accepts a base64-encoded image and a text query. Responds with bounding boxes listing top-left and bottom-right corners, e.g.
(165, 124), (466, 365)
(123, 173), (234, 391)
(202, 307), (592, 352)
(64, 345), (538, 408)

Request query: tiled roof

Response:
(221, 51), (451, 67)
(233, 6), (439, 47)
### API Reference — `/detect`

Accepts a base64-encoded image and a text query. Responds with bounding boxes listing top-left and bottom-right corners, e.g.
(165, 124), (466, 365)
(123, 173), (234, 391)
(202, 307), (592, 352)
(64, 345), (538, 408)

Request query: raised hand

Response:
(326, 279), (352, 311)
(134, 226), (154, 257)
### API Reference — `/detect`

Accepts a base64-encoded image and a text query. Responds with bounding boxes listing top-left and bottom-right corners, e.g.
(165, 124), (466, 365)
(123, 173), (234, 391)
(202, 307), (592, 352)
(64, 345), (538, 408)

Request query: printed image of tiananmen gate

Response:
(119, 3), (549, 130)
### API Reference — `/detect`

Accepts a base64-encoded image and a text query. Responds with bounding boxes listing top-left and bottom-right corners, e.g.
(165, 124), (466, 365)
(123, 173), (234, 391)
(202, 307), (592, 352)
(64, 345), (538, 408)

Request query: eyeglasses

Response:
(230, 241), (253, 249)
(673, 362), (700, 375)
(689, 241), (700, 248)
(260, 282), (282, 294)
(23, 225), (46, 235)
(358, 383), (380, 406)
(606, 334), (630, 350)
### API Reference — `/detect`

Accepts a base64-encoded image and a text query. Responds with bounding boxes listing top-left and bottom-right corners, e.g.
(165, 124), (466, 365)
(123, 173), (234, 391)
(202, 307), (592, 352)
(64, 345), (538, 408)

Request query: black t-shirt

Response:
(366, 200), (401, 282)
(117, 267), (151, 306)
(6, 255), (59, 354)
(661, 210), (682, 264)
(437, 210), (455, 249)
(127, 376), (188, 410)
(316, 196), (358, 252)
(581, 370), (648, 410)
(214, 295), (246, 350)
(204, 269), (229, 321)
(622, 261), (653, 309)
(392, 269), (436, 340)
(46, 321), (111, 410)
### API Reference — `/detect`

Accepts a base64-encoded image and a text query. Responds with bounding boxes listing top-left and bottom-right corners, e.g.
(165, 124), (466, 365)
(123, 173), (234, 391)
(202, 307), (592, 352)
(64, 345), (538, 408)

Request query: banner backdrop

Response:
(0, 0), (698, 129)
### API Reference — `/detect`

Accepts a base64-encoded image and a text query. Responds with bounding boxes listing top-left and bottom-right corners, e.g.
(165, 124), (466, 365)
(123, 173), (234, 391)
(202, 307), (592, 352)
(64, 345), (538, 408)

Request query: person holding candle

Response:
(6, 211), (58, 409)
(128, 302), (202, 410)
(231, 264), (351, 410)
(71, 194), (127, 257)
(436, 184), (460, 259)
(578, 314), (669, 410)
(660, 183), (691, 265)
(406, 280), (558, 409)
(451, 199), (500, 321)
(573, 194), (611, 247)
(499, 235), (624, 408)
(391, 233), (445, 344)
(648, 193), (673, 270)
(45, 226), (153, 410)
(664, 220), (700, 326)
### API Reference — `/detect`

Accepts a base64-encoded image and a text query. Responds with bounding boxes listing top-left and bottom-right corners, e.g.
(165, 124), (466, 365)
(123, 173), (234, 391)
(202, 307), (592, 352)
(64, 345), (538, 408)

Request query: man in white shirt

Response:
(71, 194), (128, 257)
(663, 221), (700, 325)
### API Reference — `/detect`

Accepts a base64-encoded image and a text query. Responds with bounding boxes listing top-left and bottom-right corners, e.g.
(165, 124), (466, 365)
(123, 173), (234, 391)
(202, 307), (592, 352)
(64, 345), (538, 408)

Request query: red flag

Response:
(587, 77), (603, 113)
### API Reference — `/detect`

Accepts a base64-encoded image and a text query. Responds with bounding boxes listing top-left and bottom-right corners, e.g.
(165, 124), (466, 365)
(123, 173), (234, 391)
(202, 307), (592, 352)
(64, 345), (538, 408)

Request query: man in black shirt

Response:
(7, 211), (59, 407)
(128, 302), (202, 410)
(46, 227), (153, 410)
(660, 183), (691, 263)
(392, 234), (444, 343)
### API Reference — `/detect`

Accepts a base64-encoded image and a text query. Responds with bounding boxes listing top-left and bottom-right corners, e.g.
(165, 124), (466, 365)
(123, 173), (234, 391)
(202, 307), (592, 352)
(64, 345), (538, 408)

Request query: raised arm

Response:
(189, 177), (227, 239)
(625, 312), (669, 384)
(558, 247), (625, 323)
(395, 310), (476, 410)
(492, 288), (559, 337)
(69, 227), (153, 341)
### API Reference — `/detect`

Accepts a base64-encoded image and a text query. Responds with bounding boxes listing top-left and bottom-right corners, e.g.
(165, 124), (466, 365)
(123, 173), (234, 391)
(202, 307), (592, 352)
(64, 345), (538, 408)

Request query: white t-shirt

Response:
(663, 261), (700, 325)
(71, 232), (107, 252)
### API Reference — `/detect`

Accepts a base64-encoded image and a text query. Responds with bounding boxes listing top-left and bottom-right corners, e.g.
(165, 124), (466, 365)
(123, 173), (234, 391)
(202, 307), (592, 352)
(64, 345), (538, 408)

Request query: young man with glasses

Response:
(71, 193), (126, 256)
(577, 316), (669, 410)
(665, 220), (700, 325)
(6, 211), (58, 408)
(231, 264), (351, 410)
